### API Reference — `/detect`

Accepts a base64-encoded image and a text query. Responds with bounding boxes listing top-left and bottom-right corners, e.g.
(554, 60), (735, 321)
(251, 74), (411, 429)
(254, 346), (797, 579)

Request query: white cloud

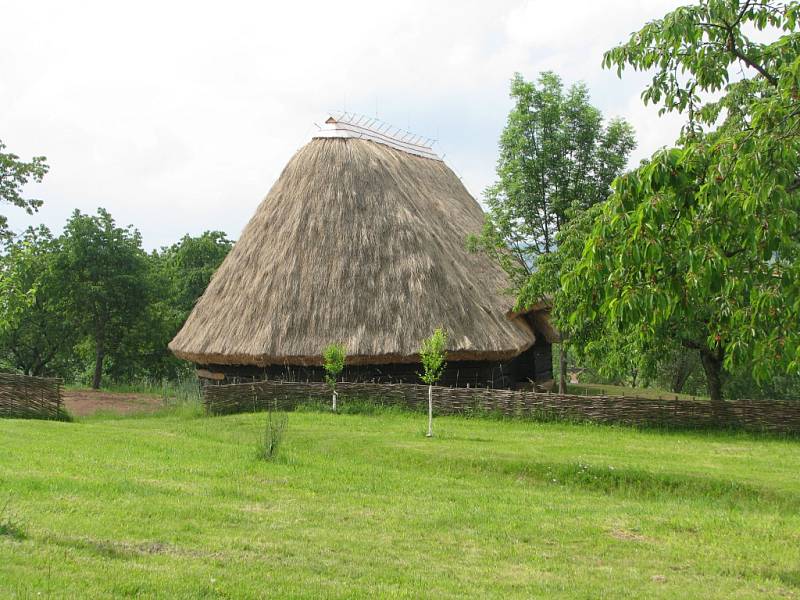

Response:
(1, 0), (690, 248)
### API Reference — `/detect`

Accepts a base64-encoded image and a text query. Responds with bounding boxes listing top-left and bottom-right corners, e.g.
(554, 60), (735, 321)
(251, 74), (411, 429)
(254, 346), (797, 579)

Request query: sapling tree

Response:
(257, 402), (288, 461)
(322, 343), (346, 411)
(419, 328), (447, 437)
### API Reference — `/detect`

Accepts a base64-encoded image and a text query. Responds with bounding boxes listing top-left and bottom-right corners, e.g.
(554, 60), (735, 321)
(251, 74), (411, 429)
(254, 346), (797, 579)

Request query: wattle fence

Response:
(0, 373), (64, 419)
(202, 380), (800, 434)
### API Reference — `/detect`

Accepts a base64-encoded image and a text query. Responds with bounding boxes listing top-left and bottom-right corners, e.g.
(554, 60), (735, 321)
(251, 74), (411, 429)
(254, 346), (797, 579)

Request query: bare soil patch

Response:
(63, 389), (164, 417)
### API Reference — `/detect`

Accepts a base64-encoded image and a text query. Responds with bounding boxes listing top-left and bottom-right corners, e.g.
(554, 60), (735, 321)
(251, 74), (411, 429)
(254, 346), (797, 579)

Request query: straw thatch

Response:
(509, 300), (560, 344)
(170, 136), (536, 367)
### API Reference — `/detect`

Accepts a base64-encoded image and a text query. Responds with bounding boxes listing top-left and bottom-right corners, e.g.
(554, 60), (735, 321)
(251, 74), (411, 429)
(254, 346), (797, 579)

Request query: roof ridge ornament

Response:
(313, 112), (441, 161)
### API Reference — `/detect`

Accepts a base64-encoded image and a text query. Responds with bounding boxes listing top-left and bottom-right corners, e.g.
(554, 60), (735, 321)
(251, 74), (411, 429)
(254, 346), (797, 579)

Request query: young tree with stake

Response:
(419, 329), (447, 438)
(322, 343), (346, 411)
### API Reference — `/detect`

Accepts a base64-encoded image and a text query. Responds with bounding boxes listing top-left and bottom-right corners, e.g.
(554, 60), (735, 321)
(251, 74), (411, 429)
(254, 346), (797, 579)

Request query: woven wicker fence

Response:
(203, 380), (800, 434)
(0, 373), (64, 419)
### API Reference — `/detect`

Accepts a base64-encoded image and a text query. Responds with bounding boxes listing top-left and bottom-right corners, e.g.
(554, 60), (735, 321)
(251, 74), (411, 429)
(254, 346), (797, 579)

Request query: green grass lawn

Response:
(1, 406), (799, 598)
(567, 382), (706, 401)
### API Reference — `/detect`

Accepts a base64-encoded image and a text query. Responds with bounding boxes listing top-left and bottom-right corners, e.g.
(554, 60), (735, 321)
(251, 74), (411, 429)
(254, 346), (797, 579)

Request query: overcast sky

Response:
(1, 0), (688, 249)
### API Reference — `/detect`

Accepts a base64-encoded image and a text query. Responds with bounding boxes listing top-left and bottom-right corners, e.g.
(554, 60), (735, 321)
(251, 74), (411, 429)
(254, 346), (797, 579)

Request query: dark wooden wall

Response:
(200, 333), (553, 390)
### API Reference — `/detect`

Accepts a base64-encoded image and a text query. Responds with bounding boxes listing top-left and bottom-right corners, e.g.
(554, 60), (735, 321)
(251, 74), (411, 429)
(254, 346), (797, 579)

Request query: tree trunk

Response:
(558, 344), (567, 394)
(671, 353), (693, 394)
(332, 389), (337, 412)
(426, 384), (433, 437)
(92, 341), (105, 390)
(699, 348), (723, 403)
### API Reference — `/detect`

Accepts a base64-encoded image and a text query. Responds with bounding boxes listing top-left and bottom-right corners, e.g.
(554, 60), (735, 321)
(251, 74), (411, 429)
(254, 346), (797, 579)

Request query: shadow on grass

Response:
(0, 407), (73, 422)
(45, 535), (182, 560)
(767, 569), (800, 589)
(0, 498), (26, 541)
(425, 453), (800, 511)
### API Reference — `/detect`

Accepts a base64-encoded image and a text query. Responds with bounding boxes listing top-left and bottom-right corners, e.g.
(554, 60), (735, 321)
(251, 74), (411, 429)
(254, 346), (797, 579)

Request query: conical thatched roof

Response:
(169, 128), (535, 367)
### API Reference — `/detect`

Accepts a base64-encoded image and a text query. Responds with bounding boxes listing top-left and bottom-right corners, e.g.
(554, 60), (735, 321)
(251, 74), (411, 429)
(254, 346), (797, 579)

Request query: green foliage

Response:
(0, 227), (77, 376)
(419, 328), (448, 385)
(563, 0), (800, 401)
(0, 207), (232, 386)
(723, 368), (800, 400)
(57, 209), (151, 389)
(471, 71), (635, 288)
(142, 231), (233, 380)
(0, 141), (48, 240)
(156, 231), (233, 318)
(322, 343), (346, 388)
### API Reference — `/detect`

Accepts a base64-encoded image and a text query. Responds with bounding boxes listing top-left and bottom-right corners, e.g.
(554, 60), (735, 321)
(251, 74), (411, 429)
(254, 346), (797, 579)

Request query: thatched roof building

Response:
(170, 115), (553, 388)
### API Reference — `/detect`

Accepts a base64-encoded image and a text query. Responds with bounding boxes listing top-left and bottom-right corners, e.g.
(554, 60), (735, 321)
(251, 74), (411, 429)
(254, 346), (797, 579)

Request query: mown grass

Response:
(567, 382), (706, 401)
(1, 407), (799, 598)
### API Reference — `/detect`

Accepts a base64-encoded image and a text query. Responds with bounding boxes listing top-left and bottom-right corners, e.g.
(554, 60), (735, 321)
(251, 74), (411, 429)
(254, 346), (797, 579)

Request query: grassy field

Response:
(1, 404), (799, 598)
(567, 382), (705, 401)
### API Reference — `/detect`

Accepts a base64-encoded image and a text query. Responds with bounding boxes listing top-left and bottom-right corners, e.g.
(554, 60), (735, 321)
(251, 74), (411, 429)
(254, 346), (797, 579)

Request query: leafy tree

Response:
(518, 204), (652, 389)
(476, 72), (636, 284)
(562, 0), (800, 402)
(323, 343), (346, 411)
(419, 328), (447, 437)
(0, 227), (76, 376)
(159, 231), (233, 318)
(0, 141), (48, 240)
(58, 209), (151, 389)
(0, 207), (231, 385)
(474, 72), (635, 391)
(654, 347), (703, 394)
(138, 231), (233, 380)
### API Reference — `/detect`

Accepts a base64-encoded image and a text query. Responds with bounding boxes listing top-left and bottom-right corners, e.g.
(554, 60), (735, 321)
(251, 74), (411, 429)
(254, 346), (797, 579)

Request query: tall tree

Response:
(58, 209), (150, 389)
(159, 230), (233, 319)
(0, 141), (48, 240)
(517, 204), (661, 389)
(474, 72), (635, 390)
(561, 0), (800, 402)
(0, 227), (76, 375)
(135, 231), (233, 380)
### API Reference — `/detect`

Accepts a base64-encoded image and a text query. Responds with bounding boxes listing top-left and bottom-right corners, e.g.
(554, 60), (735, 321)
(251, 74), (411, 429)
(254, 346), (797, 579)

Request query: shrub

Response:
(257, 406), (288, 461)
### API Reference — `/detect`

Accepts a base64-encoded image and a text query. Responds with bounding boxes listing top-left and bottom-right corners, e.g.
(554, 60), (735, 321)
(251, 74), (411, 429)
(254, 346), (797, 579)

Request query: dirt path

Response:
(63, 389), (165, 417)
